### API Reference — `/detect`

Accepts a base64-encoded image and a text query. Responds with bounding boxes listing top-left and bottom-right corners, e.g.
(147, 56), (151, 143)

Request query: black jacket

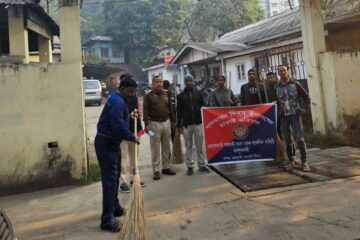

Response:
(127, 95), (143, 133)
(177, 87), (204, 128)
(240, 82), (266, 106)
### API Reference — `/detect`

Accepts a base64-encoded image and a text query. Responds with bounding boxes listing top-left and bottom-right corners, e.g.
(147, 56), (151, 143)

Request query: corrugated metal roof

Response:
(0, 0), (40, 4)
(188, 42), (248, 53)
(215, 8), (301, 46)
(171, 41), (249, 64)
(91, 36), (113, 41)
(82, 36), (113, 47)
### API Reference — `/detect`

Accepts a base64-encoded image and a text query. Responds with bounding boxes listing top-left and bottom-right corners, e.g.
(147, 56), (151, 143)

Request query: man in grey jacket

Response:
(209, 75), (236, 107)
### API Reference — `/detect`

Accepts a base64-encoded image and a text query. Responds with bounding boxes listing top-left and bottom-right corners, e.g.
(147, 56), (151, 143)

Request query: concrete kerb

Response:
(245, 174), (360, 198)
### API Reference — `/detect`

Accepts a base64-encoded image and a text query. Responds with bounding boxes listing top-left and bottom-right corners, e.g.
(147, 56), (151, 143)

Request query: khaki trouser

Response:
(149, 120), (172, 173)
(183, 124), (206, 168)
(120, 140), (137, 184)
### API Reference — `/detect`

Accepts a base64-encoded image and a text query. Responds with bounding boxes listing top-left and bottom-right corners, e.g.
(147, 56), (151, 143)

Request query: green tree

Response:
(187, 0), (264, 42)
(105, 0), (189, 66)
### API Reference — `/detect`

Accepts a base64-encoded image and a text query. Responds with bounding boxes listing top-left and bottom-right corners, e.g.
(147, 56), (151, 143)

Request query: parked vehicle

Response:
(100, 81), (109, 98)
(83, 79), (102, 106)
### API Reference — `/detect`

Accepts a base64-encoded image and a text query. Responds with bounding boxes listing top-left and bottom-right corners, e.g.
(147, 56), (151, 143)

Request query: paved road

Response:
(3, 99), (359, 239)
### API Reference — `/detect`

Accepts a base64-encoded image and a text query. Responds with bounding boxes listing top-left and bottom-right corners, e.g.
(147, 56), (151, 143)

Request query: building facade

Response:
(0, 0), (87, 195)
(82, 36), (125, 64)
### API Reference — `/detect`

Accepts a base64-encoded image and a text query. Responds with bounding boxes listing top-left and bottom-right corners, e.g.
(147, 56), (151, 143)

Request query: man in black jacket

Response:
(240, 69), (266, 105)
(177, 74), (210, 175)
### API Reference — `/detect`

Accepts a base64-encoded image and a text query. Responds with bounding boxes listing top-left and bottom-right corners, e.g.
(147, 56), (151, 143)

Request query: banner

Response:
(202, 104), (277, 165)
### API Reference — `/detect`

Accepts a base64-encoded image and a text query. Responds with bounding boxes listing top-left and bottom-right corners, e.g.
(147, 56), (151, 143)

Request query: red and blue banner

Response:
(202, 104), (277, 165)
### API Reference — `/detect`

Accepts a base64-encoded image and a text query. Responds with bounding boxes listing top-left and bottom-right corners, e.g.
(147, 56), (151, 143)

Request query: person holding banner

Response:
(143, 75), (176, 180)
(209, 75), (236, 107)
(177, 74), (210, 175)
(276, 65), (311, 172)
(240, 69), (266, 105)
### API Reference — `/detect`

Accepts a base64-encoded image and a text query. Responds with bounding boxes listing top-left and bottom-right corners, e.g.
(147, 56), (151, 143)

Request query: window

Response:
(112, 47), (119, 57)
(190, 70), (196, 79)
(112, 48), (124, 58)
(272, 3), (277, 7)
(101, 48), (109, 57)
(0, 8), (9, 55)
(236, 64), (246, 81)
(272, 11), (278, 15)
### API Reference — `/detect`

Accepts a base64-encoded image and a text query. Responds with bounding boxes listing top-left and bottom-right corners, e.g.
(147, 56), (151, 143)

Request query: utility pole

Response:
(299, 0), (328, 134)
(46, 0), (50, 13)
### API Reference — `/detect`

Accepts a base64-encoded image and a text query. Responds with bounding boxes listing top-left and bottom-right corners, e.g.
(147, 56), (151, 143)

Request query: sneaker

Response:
(187, 167), (193, 176)
(199, 166), (210, 173)
(100, 219), (122, 232)
(162, 168), (176, 175)
(130, 180), (146, 187)
(301, 163), (311, 172)
(119, 183), (130, 194)
(153, 171), (161, 180)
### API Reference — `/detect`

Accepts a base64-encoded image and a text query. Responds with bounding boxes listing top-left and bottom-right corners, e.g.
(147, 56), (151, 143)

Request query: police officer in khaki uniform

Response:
(143, 75), (176, 180)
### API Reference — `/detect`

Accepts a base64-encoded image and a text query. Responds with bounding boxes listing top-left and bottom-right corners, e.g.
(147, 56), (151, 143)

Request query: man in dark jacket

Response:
(240, 69), (266, 105)
(95, 77), (140, 232)
(177, 74), (210, 175)
(276, 65), (311, 172)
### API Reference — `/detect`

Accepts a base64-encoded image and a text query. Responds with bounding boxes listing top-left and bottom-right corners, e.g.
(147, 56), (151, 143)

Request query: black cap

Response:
(119, 77), (138, 88)
(120, 73), (132, 80)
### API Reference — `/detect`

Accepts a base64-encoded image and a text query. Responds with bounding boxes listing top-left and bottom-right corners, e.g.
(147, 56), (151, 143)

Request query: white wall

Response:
(320, 51), (360, 131)
(146, 66), (182, 88)
(0, 63), (87, 195)
(225, 55), (254, 95)
(179, 48), (216, 65)
(269, 0), (299, 16)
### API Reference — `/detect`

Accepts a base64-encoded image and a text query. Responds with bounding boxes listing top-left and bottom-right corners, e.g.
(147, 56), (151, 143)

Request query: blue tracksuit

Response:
(95, 91), (135, 225)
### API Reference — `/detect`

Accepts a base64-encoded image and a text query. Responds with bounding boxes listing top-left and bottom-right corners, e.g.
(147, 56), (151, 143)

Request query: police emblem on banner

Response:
(232, 124), (249, 140)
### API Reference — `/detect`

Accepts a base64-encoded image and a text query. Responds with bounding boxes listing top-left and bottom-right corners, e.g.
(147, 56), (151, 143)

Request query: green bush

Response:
(86, 163), (101, 184)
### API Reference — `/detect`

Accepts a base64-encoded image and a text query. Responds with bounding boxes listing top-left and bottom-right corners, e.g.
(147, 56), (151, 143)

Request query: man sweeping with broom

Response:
(95, 77), (140, 233)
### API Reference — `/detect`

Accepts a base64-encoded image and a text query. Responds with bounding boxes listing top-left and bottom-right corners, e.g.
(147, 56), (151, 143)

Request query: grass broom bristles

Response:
(118, 174), (145, 240)
(275, 134), (287, 162)
(118, 109), (146, 240)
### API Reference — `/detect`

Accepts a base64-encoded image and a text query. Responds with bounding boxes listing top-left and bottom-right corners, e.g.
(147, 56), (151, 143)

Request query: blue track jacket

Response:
(97, 91), (135, 142)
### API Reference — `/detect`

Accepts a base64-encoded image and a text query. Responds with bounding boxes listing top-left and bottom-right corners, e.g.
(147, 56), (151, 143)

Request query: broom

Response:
(172, 68), (183, 165)
(258, 80), (287, 162)
(118, 109), (146, 240)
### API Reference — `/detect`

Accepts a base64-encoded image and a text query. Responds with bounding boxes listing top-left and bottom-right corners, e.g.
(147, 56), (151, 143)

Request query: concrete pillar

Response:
(8, 5), (29, 63)
(38, 35), (53, 63)
(180, 65), (185, 89)
(299, 0), (327, 134)
(58, 0), (82, 63)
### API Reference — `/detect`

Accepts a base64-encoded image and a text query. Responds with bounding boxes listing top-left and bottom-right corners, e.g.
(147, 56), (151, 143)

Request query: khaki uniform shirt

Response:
(143, 89), (174, 126)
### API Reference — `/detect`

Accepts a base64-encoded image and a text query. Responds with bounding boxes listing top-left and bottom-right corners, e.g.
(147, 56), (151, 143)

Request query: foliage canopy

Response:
(81, 0), (265, 66)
